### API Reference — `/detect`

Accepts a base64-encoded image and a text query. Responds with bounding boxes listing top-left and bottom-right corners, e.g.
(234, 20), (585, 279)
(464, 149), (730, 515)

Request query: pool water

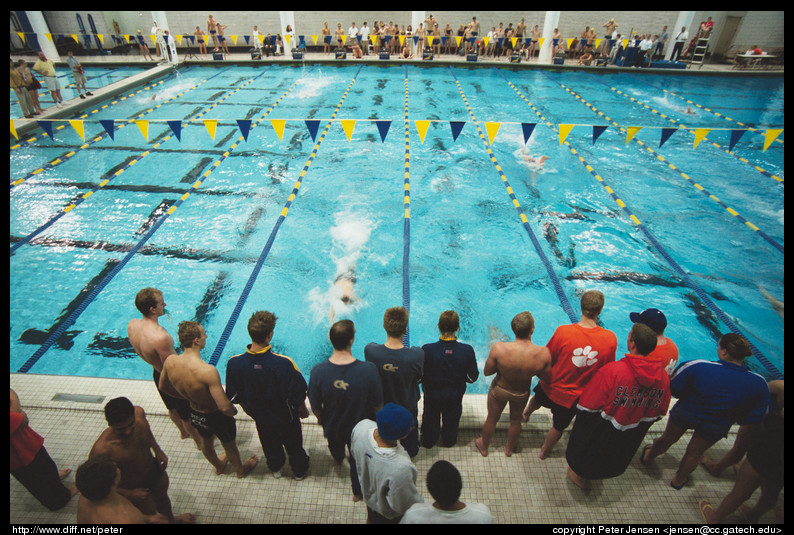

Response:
(9, 63), (784, 391)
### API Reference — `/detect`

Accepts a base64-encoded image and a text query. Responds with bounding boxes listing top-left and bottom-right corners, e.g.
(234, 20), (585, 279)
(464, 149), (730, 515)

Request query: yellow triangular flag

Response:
(370, 35), (378, 46)
(230, 35), (238, 46)
(270, 119), (286, 141)
(73, 34), (80, 44)
(45, 33), (53, 43)
(763, 129), (783, 152)
(204, 119), (218, 140)
(558, 124), (574, 145)
(69, 120), (85, 142)
(427, 36), (434, 46)
(17, 32), (26, 44)
(566, 38), (574, 49)
(97, 34), (104, 45)
(135, 120), (149, 141)
(174, 35), (182, 45)
(485, 122), (501, 145)
(11, 120), (18, 140)
(626, 126), (642, 144)
(150, 34), (156, 45)
(415, 120), (430, 144)
(340, 35), (347, 46)
(341, 119), (356, 142)
(595, 39), (601, 50)
(538, 38), (545, 49)
(285, 34), (292, 45)
(693, 128), (711, 149)
(312, 35), (318, 45)
(511, 37), (518, 48)
(399, 35), (406, 46)
(483, 37), (490, 47)
(455, 36), (462, 47)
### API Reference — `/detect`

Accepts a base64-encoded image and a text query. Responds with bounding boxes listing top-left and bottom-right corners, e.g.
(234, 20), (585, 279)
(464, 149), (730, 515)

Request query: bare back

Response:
(485, 340), (551, 392)
(161, 354), (228, 414)
(89, 407), (155, 489)
(127, 318), (174, 372)
(77, 493), (147, 524)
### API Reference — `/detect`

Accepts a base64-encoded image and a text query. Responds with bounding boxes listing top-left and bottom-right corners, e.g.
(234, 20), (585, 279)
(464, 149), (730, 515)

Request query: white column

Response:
(539, 11), (560, 65)
(280, 11), (296, 51)
(150, 11), (178, 63)
(666, 11), (695, 61)
(25, 11), (60, 61)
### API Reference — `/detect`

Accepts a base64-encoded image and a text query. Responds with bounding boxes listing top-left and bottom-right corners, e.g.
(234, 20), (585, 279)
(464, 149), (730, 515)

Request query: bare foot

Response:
(214, 452), (228, 475)
(58, 468), (71, 479)
(505, 443), (519, 457)
(474, 437), (488, 457)
(173, 513), (197, 524)
(352, 494), (362, 502)
(236, 455), (259, 478)
(539, 448), (549, 460)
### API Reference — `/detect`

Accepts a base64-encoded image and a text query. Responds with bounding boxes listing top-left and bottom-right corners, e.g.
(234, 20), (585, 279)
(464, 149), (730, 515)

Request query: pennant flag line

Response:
(9, 118), (783, 151)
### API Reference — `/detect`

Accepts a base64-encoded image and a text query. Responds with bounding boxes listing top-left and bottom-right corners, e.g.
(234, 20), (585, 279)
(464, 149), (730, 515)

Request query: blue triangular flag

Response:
(659, 127), (677, 147)
(99, 119), (115, 140)
(375, 120), (391, 142)
(728, 129), (747, 152)
(521, 123), (537, 144)
(592, 125), (608, 145)
(37, 120), (54, 140)
(236, 120), (252, 142)
(449, 121), (466, 141)
(167, 120), (182, 142)
(305, 120), (321, 141)
(243, 36), (250, 45)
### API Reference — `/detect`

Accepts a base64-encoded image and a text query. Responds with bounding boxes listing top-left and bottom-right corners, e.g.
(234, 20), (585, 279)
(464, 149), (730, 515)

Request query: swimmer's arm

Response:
(157, 364), (182, 399)
(138, 407), (168, 470)
(537, 347), (553, 383)
(206, 369), (237, 417)
(483, 345), (500, 376)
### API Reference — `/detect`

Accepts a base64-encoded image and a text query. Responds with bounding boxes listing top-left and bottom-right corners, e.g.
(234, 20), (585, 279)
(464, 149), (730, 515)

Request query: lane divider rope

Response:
(402, 65), (412, 347)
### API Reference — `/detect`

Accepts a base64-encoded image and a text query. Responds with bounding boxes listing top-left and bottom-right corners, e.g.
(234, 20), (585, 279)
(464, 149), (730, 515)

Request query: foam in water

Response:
(307, 210), (376, 325)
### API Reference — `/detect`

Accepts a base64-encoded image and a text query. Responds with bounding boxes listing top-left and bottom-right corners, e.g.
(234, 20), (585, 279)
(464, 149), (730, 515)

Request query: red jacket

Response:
(576, 354), (671, 430)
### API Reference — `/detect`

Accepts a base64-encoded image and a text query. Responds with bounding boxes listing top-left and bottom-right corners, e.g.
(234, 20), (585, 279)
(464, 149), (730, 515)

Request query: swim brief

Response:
(152, 370), (191, 420)
(190, 408), (237, 443)
(489, 378), (530, 406)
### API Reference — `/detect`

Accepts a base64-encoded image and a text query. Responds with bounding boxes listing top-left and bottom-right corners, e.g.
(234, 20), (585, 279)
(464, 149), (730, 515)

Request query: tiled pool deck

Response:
(10, 373), (784, 524)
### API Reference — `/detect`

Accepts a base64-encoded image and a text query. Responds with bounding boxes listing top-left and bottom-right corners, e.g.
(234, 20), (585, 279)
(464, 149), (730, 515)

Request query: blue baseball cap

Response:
(376, 403), (414, 441)
(630, 308), (667, 332)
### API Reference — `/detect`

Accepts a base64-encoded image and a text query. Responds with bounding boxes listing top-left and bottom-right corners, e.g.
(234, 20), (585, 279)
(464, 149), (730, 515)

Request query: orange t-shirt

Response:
(539, 323), (618, 408)
(646, 337), (678, 375)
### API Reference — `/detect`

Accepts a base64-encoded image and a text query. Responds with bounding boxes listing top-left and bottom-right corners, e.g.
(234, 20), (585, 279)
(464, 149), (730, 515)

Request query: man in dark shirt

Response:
(225, 311), (310, 480)
(309, 320), (382, 500)
(364, 307), (424, 457)
(420, 310), (479, 448)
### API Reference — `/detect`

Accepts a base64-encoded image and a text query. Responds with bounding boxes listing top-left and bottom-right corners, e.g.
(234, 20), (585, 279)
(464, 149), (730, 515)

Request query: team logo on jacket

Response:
(383, 363), (398, 372)
(333, 379), (349, 390)
(571, 346), (599, 367)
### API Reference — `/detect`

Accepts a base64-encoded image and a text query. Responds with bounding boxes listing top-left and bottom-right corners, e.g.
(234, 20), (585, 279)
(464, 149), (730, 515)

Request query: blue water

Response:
(9, 64), (784, 390)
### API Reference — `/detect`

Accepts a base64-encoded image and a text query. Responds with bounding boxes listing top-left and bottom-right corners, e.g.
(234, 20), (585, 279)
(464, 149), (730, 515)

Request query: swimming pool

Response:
(9, 63), (784, 391)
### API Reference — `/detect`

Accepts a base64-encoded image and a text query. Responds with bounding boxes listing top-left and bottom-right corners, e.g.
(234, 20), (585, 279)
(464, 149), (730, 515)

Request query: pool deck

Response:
(9, 372), (784, 525)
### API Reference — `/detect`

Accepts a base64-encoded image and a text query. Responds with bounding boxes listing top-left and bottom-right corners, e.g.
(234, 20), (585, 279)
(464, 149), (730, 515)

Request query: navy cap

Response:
(376, 403), (414, 441)
(630, 308), (667, 332)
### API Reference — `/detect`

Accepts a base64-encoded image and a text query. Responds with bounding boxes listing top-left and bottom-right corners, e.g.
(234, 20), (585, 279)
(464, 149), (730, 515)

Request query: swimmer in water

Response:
(520, 148), (549, 186)
(684, 106), (695, 115)
(329, 266), (358, 324)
